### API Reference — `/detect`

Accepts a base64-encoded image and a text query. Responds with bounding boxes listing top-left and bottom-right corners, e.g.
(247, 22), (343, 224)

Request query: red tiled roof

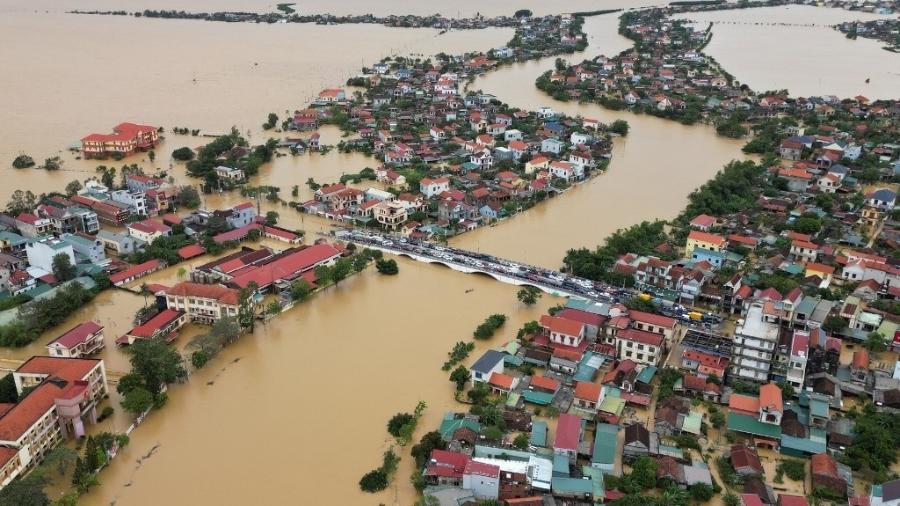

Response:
(554, 413), (581, 451)
(127, 309), (184, 338)
(730, 444), (763, 473)
(488, 372), (515, 390)
(109, 259), (162, 284)
(759, 383), (783, 413)
(687, 230), (727, 247)
(628, 310), (675, 329)
(82, 122), (156, 142)
(177, 244), (205, 260)
(683, 374), (721, 394)
(729, 394), (760, 415)
(811, 453), (839, 478)
(228, 244), (340, 289)
(425, 449), (468, 479)
(779, 495), (809, 506)
(48, 321), (103, 349)
(165, 281), (239, 305)
(539, 314), (584, 337)
(464, 460), (500, 478)
(574, 381), (601, 402)
(0, 382), (64, 441)
(616, 328), (663, 346)
(129, 219), (171, 234)
(742, 494), (765, 506)
(690, 214), (716, 228)
(530, 375), (560, 392)
(806, 262), (834, 275)
(556, 308), (606, 327)
(852, 350), (869, 369)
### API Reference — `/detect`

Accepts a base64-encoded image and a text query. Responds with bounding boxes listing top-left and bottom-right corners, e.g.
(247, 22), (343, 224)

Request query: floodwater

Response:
(452, 14), (748, 268)
(0, 10), (512, 203)
(0, 6), (873, 506)
(76, 261), (557, 506)
(5, 0), (659, 17)
(681, 5), (900, 99)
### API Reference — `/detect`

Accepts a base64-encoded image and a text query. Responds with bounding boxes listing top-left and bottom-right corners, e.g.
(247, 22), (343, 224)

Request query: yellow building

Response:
(685, 230), (727, 257)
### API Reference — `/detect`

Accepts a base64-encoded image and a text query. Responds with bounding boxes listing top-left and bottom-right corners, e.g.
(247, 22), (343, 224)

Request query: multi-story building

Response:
(785, 331), (810, 390)
(70, 195), (130, 226)
(685, 230), (727, 257)
(163, 282), (241, 324)
(0, 357), (109, 489)
(374, 201), (408, 230)
(731, 302), (781, 383)
(14, 213), (52, 238)
(110, 189), (147, 216)
(81, 122), (159, 158)
(127, 219), (171, 244)
(25, 237), (75, 273)
(615, 328), (664, 366)
(60, 233), (106, 264)
(46, 321), (105, 358)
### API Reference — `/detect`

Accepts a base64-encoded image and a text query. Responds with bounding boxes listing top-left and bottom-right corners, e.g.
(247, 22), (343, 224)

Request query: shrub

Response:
(359, 469), (388, 492)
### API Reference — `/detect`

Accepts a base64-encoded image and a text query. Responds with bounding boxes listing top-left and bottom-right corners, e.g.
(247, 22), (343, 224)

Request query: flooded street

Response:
(681, 5), (900, 99)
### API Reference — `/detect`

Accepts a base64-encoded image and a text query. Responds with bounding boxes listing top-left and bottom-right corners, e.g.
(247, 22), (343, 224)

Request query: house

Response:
(317, 88), (346, 103)
(424, 449), (468, 487)
(685, 230), (727, 257)
(690, 214), (717, 231)
(623, 422), (656, 460)
(573, 381), (602, 412)
(374, 201), (408, 230)
(127, 219), (172, 244)
(163, 282), (240, 324)
(811, 453), (849, 497)
(46, 321), (105, 358)
(525, 156), (550, 175)
(615, 329), (664, 366)
(470, 350), (506, 386)
(463, 460), (500, 500)
(549, 161), (576, 182)
(81, 122), (158, 158)
(214, 165), (245, 182)
(60, 233), (105, 265)
(25, 237), (75, 273)
(109, 259), (163, 286)
(729, 444), (764, 476)
(116, 308), (187, 346)
(540, 138), (563, 155)
(790, 240), (818, 263)
(554, 413), (582, 464)
(540, 314), (585, 347)
(758, 382), (783, 425)
(591, 423), (619, 475)
(488, 372), (519, 395)
(420, 177), (450, 198)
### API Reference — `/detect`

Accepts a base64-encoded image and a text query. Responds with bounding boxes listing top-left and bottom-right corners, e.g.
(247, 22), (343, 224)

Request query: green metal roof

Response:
(809, 398), (829, 418)
(553, 453), (570, 476)
(531, 421), (548, 447)
(658, 444), (684, 459)
(503, 355), (524, 367)
(780, 434), (826, 455)
(506, 392), (521, 408)
(552, 476), (593, 495)
(636, 366), (657, 384)
(439, 413), (481, 441)
(598, 396), (625, 417)
(522, 390), (554, 406)
(592, 423), (618, 466)
(726, 412), (781, 439)
(681, 411), (703, 435)
(581, 465), (606, 500)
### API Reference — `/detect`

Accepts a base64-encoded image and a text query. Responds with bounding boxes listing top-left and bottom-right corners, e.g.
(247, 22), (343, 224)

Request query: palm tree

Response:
(663, 486), (689, 506)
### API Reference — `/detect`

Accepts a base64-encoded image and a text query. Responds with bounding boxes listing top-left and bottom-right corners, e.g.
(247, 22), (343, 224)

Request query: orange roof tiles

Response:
(488, 372), (515, 390)
(539, 314), (584, 337)
(574, 381), (601, 401)
(165, 281), (239, 305)
(687, 230), (727, 247)
(729, 394), (760, 414)
(759, 383), (783, 413)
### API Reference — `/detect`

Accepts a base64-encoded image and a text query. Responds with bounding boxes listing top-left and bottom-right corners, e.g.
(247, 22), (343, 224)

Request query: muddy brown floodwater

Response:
(0, 6), (790, 506)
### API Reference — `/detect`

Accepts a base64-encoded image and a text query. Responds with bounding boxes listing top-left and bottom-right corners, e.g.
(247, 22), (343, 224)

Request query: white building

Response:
(110, 189), (147, 216)
(420, 177), (450, 198)
(214, 165), (246, 182)
(731, 302), (781, 382)
(462, 461), (500, 500)
(25, 237), (75, 273)
(60, 233), (106, 264)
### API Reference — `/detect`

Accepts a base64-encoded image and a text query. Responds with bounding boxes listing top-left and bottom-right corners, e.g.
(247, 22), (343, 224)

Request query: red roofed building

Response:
(628, 310), (676, 340)
(811, 453), (848, 497)
(690, 214), (717, 231)
(0, 357), (109, 484)
(681, 349), (729, 379)
(759, 383), (783, 424)
(116, 309), (188, 346)
(730, 444), (764, 475)
(529, 375), (560, 393)
(553, 413), (582, 463)
(539, 314), (586, 348)
(177, 243), (206, 260)
(81, 122), (159, 158)
(729, 394), (761, 417)
(109, 259), (164, 286)
(424, 449), (469, 486)
(556, 308), (606, 339)
(778, 494), (809, 506)
(46, 321), (105, 358)
(488, 372), (518, 394)
(686, 230), (727, 256)
(680, 374), (722, 402)
(127, 219), (172, 243)
(224, 243), (341, 291)
(163, 282), (241, 324)
(615, 328), (664, 366)
(573, 381), (602, 412)
(463, 460), (501, 500)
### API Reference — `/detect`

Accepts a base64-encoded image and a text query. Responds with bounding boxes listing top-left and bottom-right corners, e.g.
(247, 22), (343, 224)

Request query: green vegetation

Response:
(0, 374), (18, 403)
(52, 254), (77, 282)
(450, 365), (471, 390)
(863, 331), (888, 352)
(564, 220), (667, 282)
(119, 337), (187, 414)
(188, 316), (243, 369)
(375, 258), (399, 275)
(171, 147), (195, 161)
(11, 154), (35, 169)
(777, 459), (805, 481)
(473, 314), (508, 340)
(516, 286), (541, 305)
(443, 341), (475, 371)
(678, 160), (765, 222)
(843, 404), (900, 481)
(387, 412), (415, 438)
(609, 119), (630, 136)
(262, 112), (279, 130)
(0, 282), (96, 347)
(0, 293), (32, 312)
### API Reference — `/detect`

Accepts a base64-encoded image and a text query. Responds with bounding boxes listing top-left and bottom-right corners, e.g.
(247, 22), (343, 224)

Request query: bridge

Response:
(334, 229), (625, 303)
